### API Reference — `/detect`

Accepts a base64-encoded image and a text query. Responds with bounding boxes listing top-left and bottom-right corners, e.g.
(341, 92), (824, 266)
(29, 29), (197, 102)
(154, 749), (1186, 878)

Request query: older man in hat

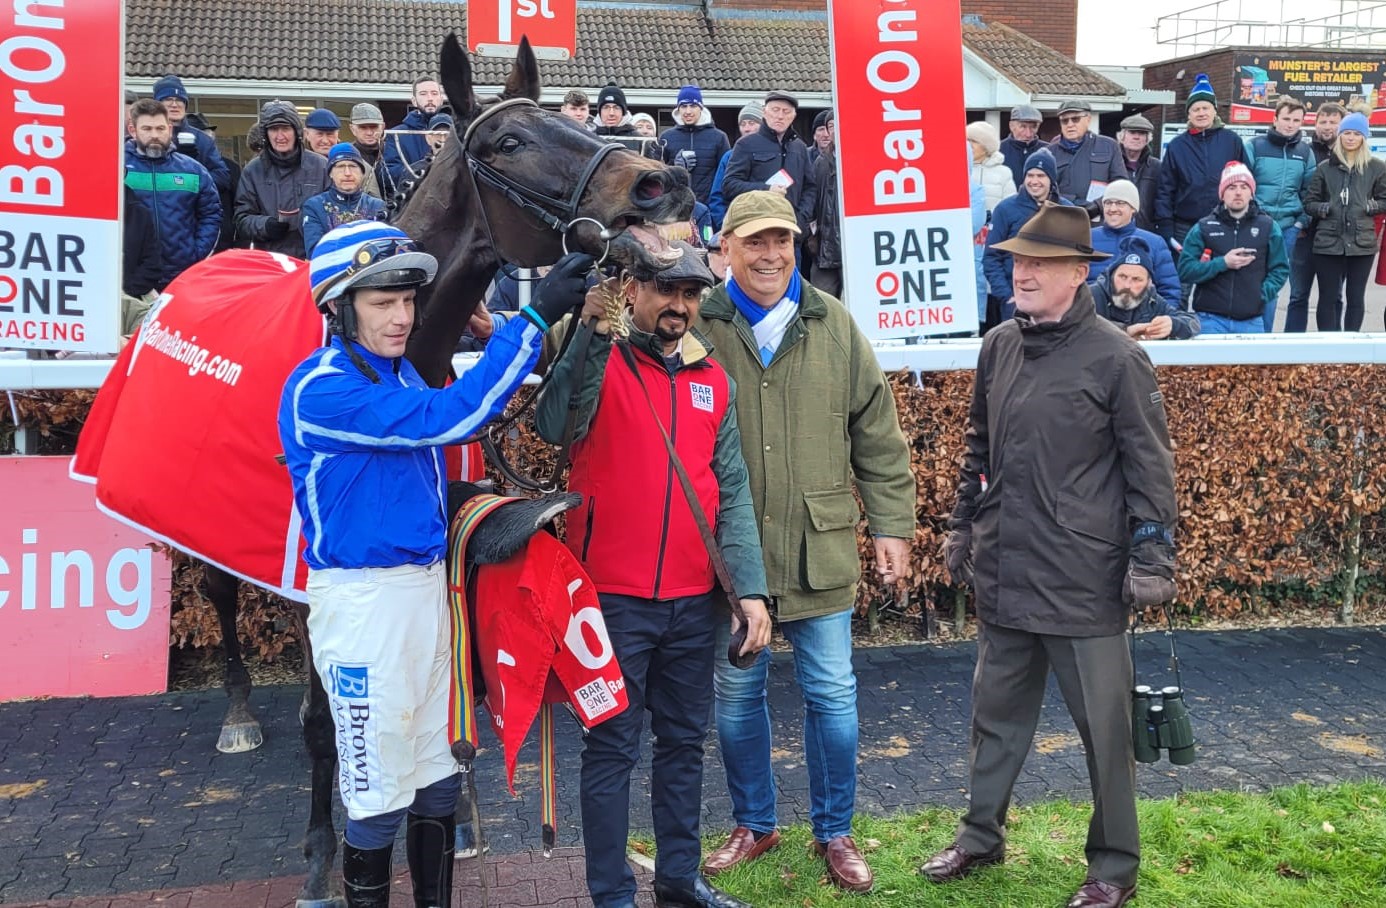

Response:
(922, 202), (1177, 908)
(1000, 103), (1045, 191)
(1049, 100), (1126, 218)
(1117, 114), (1162, 231)
(697, 191), (915, 894)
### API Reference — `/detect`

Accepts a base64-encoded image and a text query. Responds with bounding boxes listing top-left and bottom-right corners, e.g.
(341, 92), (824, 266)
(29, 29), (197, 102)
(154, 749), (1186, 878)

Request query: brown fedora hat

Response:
(992, 202), (1110, 261)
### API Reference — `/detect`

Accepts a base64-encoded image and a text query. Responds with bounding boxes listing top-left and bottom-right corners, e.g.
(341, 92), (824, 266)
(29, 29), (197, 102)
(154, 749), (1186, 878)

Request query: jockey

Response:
(277, 220), (596, 907)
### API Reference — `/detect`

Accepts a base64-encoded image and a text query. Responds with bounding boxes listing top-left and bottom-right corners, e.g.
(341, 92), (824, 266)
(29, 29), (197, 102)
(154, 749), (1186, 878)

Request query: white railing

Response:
(6, 335), (1386, 392)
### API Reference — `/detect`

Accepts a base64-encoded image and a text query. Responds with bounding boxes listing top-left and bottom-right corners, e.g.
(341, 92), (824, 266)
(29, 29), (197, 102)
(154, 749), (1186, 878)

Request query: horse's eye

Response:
(496, 135), (523, 154)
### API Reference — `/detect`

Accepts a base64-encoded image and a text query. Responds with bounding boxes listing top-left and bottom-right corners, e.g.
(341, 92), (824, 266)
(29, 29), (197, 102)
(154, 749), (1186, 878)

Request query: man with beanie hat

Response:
(984, 148), (1070, 329)
(234, 100), (330, 258)
(1090, 241), (1201, 339)
(1177, 161), (1288, 334)
(1090, 180), (1182, 305)
(303, 108), (342, 157)
(1155, 73), (1247, 274)
(809, 109), (835, 165)
(1048, 99), (1125, 218)
(709, 103), (764, 228)
(1000, 104), (1044, 190)
(722, 91), (817, 258)
(152, 74), (232, 195)
(594, 83), (634, 135)
(925, 202), (1177, 908)
(1117, 114), (1162, 231)
(301, 143), (389, 254)
(661, 84), (731, 205)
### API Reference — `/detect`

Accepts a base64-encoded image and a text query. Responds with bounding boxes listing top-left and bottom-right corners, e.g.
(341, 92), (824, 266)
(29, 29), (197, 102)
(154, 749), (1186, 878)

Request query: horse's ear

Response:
(440, 32), (480, 121)
(499, 36), (542, 102)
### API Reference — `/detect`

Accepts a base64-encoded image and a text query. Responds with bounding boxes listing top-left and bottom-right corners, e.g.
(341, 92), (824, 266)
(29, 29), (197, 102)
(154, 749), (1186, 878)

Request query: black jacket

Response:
(234, 146), (331, 259)
(1179, 201), (1287, 320)
(122, 187), (162, 298)
(661, 121), (731, 204)
(1090, 270), (1199, 338)
(951, 285), (1177, 637)
(1049, 134), (1125, 207)
(722, 122), (818, 235)
(1303, 154), (1386, 257)
(811, 150), (840, 269)
(1124, 150), (1162, 232)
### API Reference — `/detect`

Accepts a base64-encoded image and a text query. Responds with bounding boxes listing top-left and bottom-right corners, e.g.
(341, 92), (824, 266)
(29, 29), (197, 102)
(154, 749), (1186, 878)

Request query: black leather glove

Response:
(176, 130), (199, 153)
(1080, 198), (1103, 223)
(940, 528), (974, 587)
(263, 218), (290, 240)
(524, 252), (595, 328)
(1123, 559), (1176, 609)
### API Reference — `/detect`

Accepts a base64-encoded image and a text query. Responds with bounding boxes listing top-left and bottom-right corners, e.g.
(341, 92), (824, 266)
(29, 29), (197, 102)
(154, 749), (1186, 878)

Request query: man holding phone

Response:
(1176, 162), (1288, 334)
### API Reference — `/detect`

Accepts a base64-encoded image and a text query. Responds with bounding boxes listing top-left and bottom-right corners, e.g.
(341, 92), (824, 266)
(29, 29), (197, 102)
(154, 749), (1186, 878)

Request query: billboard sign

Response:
(828, 0), (977, 339)
(1232, 52), (1386, 125)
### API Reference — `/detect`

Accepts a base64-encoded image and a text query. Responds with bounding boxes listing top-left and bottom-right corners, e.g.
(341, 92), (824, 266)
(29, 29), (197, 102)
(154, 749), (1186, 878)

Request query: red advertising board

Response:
(0, 0), (124, 352)
(469, 0), (577, 60)
(828, 0), (977, 339)
(1, 457), (172, 701)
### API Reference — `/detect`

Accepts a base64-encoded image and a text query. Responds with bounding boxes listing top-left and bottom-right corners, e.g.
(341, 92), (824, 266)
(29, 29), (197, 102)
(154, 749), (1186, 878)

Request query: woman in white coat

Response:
(967, 121), (1017, 215)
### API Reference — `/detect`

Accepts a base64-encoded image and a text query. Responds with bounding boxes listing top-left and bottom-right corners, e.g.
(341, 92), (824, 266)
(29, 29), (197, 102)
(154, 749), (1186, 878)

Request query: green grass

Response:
(663, 782), (1386, 907)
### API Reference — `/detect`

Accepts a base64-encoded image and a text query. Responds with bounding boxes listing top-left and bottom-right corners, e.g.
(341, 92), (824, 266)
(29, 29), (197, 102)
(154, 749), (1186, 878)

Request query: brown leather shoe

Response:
(918, 842), (1005, 882)
(702, 826), (781, 876)
(812, 835), (874, 892)
(1066, 879), (1137, 907)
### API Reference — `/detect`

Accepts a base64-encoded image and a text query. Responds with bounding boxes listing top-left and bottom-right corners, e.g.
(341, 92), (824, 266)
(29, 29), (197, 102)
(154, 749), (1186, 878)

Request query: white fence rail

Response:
(6, 335), (1386, 392)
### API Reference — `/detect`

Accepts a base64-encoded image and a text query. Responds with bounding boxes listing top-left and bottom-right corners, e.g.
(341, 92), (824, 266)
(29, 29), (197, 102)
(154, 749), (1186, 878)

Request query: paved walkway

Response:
(3, 627), (1385, 906)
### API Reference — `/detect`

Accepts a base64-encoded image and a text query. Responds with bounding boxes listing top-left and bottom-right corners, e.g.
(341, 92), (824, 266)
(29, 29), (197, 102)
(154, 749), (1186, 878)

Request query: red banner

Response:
(469, 0), (577, 60)
(829, 0), (976, 339)
(0, 0), (124, 351)
(72, 251), (326, 601)
(1, 457), (171, 700)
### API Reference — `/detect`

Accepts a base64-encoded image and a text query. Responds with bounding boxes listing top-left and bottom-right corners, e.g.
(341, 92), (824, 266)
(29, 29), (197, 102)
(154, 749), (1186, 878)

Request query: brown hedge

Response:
(7, 365), (1385, 659)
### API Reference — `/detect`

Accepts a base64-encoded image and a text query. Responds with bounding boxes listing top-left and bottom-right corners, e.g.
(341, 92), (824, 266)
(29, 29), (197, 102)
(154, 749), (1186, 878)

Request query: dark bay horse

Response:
(200, 34), (693, 907)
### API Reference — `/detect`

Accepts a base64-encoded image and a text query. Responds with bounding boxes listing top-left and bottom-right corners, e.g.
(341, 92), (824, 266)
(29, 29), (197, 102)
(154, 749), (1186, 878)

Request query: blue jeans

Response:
(1197, 312), (1266, 334)
(713, 608), (858, 842)
(1285, 224), (1314, 332)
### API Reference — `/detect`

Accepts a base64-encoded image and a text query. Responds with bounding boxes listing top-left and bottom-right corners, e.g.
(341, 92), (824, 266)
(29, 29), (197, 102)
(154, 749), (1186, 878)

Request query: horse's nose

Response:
(631, 170), (677, 210)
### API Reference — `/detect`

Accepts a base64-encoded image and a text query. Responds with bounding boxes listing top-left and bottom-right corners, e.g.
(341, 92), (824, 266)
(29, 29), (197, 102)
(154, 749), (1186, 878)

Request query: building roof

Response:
(126, 0), (1121, 99)
(961, 20), (1124, 98)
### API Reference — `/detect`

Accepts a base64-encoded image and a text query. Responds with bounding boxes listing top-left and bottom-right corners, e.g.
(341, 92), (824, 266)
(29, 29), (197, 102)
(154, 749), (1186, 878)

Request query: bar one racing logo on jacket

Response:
(331, 664), (380, 807)
(872, 225), (956, 330)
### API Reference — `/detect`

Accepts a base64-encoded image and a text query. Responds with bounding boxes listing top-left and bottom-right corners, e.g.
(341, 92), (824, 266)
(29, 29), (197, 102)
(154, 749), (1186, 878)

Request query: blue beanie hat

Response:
(427, 112), (455, 131)
(152, 75), (189, 103)
(305, 108), (341, 130)
(1339, 112), (1371, 138)
(1186, 73), (1216, 110)
(1023, 147), (1058, 184)
(327, 142), (366, 172)
(677, 85), (704, 108)
(1110, 237), (1155, 280)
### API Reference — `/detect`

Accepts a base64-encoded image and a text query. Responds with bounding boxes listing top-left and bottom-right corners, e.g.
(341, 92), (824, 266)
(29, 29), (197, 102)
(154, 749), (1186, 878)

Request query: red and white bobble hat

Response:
(1218, 161), (1256, 198)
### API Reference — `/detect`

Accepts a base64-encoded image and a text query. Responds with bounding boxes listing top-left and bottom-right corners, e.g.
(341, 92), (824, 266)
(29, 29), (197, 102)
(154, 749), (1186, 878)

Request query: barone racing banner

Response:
(72, 250), (326, 600)
(828, 0), (977, 339)
(0, 0), (123, 352)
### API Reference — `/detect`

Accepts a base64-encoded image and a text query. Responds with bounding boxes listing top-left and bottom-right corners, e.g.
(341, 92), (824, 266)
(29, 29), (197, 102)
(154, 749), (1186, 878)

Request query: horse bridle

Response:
(461, 97), (624, 263)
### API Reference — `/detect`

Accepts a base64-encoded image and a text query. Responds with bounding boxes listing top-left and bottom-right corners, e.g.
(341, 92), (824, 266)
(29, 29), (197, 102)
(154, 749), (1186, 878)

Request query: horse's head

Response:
(439, 34), (694, 276)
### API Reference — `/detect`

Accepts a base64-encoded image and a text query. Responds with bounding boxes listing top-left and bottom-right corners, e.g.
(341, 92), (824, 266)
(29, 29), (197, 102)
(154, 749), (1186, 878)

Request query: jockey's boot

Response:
(342, 841), (393, 907)
(407, 811), (457, 907)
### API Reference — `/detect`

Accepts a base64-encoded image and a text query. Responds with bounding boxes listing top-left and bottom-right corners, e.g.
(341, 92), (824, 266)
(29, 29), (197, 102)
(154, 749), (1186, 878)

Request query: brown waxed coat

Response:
(951, 284), (1177, 637)
(697, 282), (916, 622)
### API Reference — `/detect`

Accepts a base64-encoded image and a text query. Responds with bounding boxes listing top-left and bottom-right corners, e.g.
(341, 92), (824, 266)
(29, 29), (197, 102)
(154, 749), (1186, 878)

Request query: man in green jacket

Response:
(696, 192), (916, 894)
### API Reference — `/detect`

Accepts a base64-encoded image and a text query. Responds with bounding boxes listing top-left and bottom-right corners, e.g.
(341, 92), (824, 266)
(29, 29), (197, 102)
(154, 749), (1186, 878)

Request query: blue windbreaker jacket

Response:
(123, 142), (222, 287)
(278, 317), (543, 570)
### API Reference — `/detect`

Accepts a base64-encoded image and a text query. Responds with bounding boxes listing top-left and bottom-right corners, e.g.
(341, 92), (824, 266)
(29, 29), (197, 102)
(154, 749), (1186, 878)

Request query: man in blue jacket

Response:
(1155, 74), (1247, 259)
(152, 74), (231, 196)
(661, 85), (731, 206)
(279, 220), (594, 907)
(999, 104), (1044, 191)
(382, 76), (444, 197)
(1244, 95), (1314, 329)
(123, 99), (222, 288)
(1089, 180), (1182, 305)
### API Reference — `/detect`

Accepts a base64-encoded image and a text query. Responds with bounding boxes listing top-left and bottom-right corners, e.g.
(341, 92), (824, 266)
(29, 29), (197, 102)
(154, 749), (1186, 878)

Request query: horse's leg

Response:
(295, 603), (346, 908)
(207, 564), (263, 754)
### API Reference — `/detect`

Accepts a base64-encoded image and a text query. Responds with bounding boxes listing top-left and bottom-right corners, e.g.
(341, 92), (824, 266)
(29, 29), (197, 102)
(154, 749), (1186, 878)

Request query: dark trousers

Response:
(1285, 228), (1316, 332)
(1313, 253), (1374, 332)
(810, 264), (842, 298)
(959, 622), (1140, 888)
(581, 592), (716, 907)
(1172, 219), (1197, 309)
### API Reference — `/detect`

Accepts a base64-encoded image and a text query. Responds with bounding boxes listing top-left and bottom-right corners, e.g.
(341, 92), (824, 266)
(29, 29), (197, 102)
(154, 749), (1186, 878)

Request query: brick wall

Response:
(1142, 49), (1237, 133)
(960, 0), (1078, 59)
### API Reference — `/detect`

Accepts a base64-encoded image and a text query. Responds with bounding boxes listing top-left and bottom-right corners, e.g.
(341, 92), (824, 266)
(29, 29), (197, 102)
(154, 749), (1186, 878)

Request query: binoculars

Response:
(1131, 684), (1196, 765)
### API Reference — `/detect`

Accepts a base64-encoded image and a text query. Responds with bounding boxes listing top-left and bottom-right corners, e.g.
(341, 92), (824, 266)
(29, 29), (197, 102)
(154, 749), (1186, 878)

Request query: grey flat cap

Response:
(1010, 104), (1042, 122)
(1057, 99), (1092, 114)
(1119, 113), (1154, 133)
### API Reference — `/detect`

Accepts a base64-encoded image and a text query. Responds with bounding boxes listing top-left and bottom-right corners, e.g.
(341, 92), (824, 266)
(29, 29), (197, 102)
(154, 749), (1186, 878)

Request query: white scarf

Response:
(751, 296), (800, 365)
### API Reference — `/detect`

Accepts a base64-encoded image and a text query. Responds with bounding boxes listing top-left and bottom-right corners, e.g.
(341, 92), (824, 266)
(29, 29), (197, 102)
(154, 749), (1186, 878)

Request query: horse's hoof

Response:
(295, 898), (346, 908)
(216, 721), (264, 754)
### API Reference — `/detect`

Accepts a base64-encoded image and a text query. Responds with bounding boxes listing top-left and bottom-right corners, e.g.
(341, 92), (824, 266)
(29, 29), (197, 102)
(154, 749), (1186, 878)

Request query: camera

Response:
(1131, 684), (1196, 765)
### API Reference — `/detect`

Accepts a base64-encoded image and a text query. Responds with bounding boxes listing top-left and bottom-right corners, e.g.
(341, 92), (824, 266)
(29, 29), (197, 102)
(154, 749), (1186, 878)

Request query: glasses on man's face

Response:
(1059, 115), (1087, 125)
